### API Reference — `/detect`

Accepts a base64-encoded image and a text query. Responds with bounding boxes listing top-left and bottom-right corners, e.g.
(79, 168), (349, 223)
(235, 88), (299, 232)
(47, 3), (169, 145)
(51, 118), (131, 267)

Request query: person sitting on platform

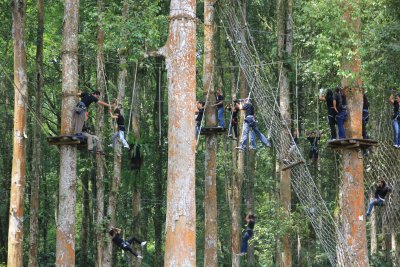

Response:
(195, 101), (205, 139)
(73, 90), (112, 135)
(334, 87), (347, 139)
(307, 130), (321, 165)
(362, 93), (369, 139)
(366, 180), (392, 217)
(227, 100), (239, 140)
(319, 89), (337, 140)
(82, 126), (104, 155)
(389, 93), (400, 148)
(238, 213), (256, 256)
(236, 98), (271, 151)
(109, 108), (130, 149)
(109, 227), (146, 259)
(213, 89), (225, 128)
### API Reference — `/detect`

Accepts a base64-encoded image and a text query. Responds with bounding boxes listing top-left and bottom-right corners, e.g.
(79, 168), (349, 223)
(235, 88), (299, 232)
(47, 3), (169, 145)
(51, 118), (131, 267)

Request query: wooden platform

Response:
(327, 138), (378, 150)
(47, 135), (88, 148)
(200, 127), (227, 135)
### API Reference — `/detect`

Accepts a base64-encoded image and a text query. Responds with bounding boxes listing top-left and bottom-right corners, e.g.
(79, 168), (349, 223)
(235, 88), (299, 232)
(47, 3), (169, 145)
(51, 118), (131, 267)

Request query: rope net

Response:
(218, 1), (359, 266)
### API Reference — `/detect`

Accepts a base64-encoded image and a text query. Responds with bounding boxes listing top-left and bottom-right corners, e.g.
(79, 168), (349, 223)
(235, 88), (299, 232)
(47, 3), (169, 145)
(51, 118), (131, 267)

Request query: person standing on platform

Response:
(389, 93), (400, 148)
(213, 89), (225, 128)
(319, 89), (337, 140)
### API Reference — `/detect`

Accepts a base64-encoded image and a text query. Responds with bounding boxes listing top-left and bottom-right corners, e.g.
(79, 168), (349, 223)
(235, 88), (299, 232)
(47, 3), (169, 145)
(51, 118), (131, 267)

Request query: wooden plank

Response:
(200, 127), (227, 135)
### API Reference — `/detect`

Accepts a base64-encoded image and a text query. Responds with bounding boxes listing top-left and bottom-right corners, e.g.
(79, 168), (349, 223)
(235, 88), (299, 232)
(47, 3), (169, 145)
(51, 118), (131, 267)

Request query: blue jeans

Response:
(240, 230), (253, 253)
(112, 130), (129, 147)
(240, 116), (270, 149)
(336, 110), (347, 139)
(393, 119), (400, 146)
(217, 107), (225, 127)
(366, 198), (385, 216)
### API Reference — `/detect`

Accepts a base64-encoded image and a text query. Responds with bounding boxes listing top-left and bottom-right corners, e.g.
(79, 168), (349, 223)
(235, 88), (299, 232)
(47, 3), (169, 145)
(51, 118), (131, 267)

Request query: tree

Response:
(7, 0), (28, 265)
(55, 0), (79, 265)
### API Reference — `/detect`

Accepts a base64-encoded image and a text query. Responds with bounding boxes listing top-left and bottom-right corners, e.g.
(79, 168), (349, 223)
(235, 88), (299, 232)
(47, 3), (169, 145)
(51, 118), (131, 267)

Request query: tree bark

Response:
(56, 0), (79, 265)
(28, 0), (44, 265)
(80, 171), (90, 266)
(8, 0), (28, 265)
(203, 1), (218, 266)
(246, 150), (256, 265)
(164, 0), (197, 265)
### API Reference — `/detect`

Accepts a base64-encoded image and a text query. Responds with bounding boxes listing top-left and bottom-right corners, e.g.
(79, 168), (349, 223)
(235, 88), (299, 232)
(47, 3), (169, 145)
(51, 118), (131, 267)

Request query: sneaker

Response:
(108, 144), (113, 148)
(141, 241), (147, 247)
(235, 146), (244, 151)
(124, 144), (130, 149)
(228, 134), (233, 138)
(137, 255), (143, 259)
(217, 126), (223, 128)
(236, 252), (246, 256)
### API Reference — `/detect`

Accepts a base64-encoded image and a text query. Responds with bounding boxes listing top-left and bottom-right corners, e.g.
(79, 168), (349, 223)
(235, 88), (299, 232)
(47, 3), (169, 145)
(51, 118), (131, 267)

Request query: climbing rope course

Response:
(218, 0), (359, 265)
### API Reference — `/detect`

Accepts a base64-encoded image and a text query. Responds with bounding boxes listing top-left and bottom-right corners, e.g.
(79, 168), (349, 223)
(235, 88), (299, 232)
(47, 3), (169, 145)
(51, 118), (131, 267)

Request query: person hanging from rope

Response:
(362, 93), (370, 139)
(389, 92), (400, 148)
(109, 227), (146, 259)
(226, 100), (239, 140)
(109, 108), (130, 149)
(366, 180), (392, 217)
(195, 101), (205, 139)
(236, 98), (271, 151)
(319, 89), (337, 140)
(213, 89), (225, 128)
(82, 125), (105, 155)
(334, 86), (347, 139)
(237, 213), (256, 256)
(73, 90), (112, 135)
(307, 130), (321, 166)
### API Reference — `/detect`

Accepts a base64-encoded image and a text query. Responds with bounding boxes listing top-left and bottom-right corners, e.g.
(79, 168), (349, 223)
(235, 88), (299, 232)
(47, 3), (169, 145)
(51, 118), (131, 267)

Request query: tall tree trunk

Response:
(8, 0), (28, 265)
(28, 0), (44, 265)
(56, 0), (79, 265)
(277, 0), (293, 265)
(95, 0), (106, 265)
(203, 1), (218, 266)
(392, 225), (398, 266)
(370, 196), (377, 254)
(246, 150), (256, 265)
(164, 0), (197, 265)
(80, 171), (90, 266)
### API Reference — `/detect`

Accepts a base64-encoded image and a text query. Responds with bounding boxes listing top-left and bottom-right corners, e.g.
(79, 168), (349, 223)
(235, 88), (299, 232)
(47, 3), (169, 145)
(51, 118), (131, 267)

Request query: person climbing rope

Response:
(73, 90), (112, 135)
(238, 213), (256, 256)
(195, 101), (205, 139)
(109, 108), (130, 149)
(307, 130), (321, 165)
(213, 89), (225, 128)
(226, 100), (239, 140)
(334, 87), (347, 139)
(319, 89), (337, 140)
(109, 227), (146, 259)
(366, 180), (392, 217)
(389, 93), (400, 148)
(236, 98), (271, 151)
(362, 93), (370, 139)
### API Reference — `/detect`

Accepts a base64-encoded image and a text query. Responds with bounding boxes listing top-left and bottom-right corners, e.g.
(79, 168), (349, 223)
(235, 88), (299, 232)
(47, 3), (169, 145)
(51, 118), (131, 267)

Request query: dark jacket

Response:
(375, 185), (391, 200)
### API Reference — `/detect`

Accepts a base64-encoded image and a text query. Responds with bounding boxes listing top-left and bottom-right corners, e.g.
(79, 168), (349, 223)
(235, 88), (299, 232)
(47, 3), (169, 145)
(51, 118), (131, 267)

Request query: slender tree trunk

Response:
(56, 0), (79, 265)
(164, 0), (197, 265)
(203, 1), (218, 266)
(95, 0), (106, 265)
(392, 225), (398, 266)
(80, 171), (90, 266)
(28, 0), (44, 265)
(8, 0), (28, 265)
(246, 150), (256, 265)
(370, 196), (377, 254)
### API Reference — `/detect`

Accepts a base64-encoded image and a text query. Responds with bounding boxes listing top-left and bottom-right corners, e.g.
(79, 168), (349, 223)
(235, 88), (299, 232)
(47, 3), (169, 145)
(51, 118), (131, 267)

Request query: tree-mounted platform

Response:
(327, 138), (378, 150)
(200, 127), (227, 135)
(47, 135), (88, 149)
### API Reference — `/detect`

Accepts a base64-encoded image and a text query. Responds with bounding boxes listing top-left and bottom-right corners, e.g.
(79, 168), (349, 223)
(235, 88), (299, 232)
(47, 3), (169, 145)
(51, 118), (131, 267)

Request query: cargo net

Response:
(218, 0), (359, 266)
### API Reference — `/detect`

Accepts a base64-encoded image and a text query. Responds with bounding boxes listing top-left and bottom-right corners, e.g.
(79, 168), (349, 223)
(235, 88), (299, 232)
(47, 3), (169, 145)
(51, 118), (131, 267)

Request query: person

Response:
(109, 108), (130, 149)
(307, 131), (321, 165)
(236, 99), (271, 151)
(389, 93), (400, 147)
(319, 89), (337, 140)
(195, 101), (205, 139)
(213, 89), (225, 128)
(73, 90), (112, 135)
(366, 180), (391, 216)
(82, 126), (104, 155)
(226, 100), (239, 140)
(109, 227), (146, 259)
(238, 213), (256, 256)
(334, 87), (347, 139)
(362, 93), (369, 139)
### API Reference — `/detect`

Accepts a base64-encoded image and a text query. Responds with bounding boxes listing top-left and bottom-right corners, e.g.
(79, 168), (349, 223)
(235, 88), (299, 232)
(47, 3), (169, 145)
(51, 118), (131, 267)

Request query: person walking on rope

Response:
(195, 101), (205, 139)
(236, 98), (271, 151)
(389, 93), (400, 147)
(319, 89), (337, 140)
(238, 213), (256, 256)
(362, 93), (370, 139)
(213, 89), (225, 128)
(109, 108), (130, 149)
(334, 87), (347, 139)
(366, 180), (392, 216)
(227, 100), (239, 140)
(109, 227), (146, 259)
(73, 90), (112, 134)
(307, 130), (321, 165)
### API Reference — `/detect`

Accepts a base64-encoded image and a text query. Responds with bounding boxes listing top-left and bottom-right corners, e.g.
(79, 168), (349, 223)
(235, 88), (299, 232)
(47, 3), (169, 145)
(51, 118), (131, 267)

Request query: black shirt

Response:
(80, 92), (98, 108)
(216, 95), (224, 109)
(112, 234), (125, 248)
(243, 103), (254, 117)
(196, 108), (204, 122)
(394, 101), (399, 115)
(116, 114), (125, 126)
(375, 185), (391, 199)
(307, 137), (320, 147)
(246, 219), (255, 231)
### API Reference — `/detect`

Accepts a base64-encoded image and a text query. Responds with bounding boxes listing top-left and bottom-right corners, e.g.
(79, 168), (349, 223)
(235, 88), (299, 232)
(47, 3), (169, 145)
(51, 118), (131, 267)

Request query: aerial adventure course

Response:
(3, 0), (400, 266)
